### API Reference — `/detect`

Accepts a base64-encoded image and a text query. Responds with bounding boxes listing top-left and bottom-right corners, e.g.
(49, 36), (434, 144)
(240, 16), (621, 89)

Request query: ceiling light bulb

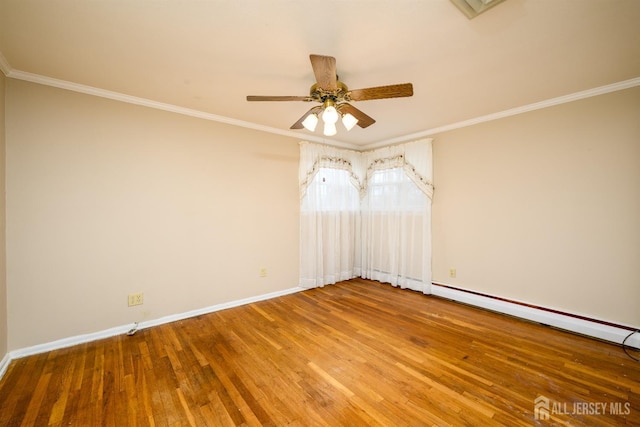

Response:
(342, 113), (358, 131)
(322, 106), (339, 124)
(302, 113), (318, 132)
(323, 121), (337, 136)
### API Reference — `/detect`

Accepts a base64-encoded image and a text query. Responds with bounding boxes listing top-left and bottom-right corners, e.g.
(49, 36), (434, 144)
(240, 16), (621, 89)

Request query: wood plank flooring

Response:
(0, 278), (638, 426)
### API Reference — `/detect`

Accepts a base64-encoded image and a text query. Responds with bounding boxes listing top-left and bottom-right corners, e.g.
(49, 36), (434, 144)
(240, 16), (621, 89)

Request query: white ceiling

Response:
(1, 0), (639, 148)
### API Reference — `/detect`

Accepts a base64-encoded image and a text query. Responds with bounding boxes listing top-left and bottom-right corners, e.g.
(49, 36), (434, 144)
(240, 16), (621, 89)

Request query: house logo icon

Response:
(535, 395), (550, 420)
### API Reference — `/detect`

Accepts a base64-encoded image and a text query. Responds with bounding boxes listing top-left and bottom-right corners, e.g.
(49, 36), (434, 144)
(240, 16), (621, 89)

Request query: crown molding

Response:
(366, 76), (640, 148)
(449, 0), (507, 20)
(6, 68), (360, 150)
(0, 52), (11, 76)
(5, 61), (639, 151)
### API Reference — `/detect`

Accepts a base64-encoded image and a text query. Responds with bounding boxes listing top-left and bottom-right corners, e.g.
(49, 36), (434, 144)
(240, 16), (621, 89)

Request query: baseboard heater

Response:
(431, 282), (640, 351)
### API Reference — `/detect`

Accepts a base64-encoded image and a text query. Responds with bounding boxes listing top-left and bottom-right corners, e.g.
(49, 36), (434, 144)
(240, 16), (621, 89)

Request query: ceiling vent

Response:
(450, 0), (507, 19)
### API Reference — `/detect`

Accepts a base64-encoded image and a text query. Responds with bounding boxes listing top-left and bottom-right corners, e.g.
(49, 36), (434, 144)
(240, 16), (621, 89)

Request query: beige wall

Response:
(0, 71), (7, 358)
(432, 86), (640, 326)
(5, 79), (300, 350)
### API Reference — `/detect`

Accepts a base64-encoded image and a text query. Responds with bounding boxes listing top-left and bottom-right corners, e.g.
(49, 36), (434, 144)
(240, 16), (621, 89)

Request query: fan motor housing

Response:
(309, 81), (350, 103)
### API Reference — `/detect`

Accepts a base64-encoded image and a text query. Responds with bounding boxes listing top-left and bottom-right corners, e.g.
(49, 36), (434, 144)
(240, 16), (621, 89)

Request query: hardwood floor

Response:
(0, 278), (638, 426)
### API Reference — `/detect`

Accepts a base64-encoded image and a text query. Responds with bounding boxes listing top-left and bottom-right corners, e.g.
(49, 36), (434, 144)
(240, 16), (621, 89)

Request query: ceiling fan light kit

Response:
(301, 113), (319, 132)
(323, 121), (337, 136)
(300, 107), (359, 136)
(247, 54), (414, 137)
(342, 112), (359, 131)
(321, 101), (339, 124)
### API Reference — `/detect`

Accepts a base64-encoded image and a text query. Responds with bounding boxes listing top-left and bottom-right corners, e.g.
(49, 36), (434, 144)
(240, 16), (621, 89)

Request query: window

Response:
(301, 168), (360, 212)
(299, 140), (433, 292)
(366, 168), (426, 212)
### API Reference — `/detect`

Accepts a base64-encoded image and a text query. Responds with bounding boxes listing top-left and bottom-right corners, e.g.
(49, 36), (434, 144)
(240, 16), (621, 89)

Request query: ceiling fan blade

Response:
(310, 54), (337, 91)
(348, 83), (413, 101)
(247, 95), (311, 102)
(338, 103), (376, 128)
(290, 106), (322, 129)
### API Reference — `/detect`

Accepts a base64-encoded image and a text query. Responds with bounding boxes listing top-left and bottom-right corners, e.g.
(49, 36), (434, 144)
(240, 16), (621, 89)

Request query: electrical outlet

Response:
(128, 292), (144, 306)
(260, 267), (267, 277)
(449, 268), (457, 278)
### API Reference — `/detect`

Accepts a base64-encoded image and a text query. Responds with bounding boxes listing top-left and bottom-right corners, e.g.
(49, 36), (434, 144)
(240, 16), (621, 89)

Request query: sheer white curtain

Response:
(299, 139), (433, 293)
(358, 140), (433, 293)
(359, 168), (430, 292)
(299, 144), (361, 288)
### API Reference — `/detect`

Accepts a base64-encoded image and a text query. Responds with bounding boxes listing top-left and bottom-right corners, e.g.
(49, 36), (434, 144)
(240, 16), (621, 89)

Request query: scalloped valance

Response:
(299, 139), (433, 200)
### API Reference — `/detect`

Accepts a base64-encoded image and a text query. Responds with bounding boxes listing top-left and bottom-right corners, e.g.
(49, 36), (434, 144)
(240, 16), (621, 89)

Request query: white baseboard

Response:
(3, 282), (637, 382)
(0, 352), (11, 380)
(4, 286), (305, 376)
(135, 286), (304, 331)
(431, 282), (640, 349)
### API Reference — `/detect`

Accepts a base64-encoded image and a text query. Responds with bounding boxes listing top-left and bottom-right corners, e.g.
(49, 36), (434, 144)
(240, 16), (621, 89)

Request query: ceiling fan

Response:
(246, 54), (414, 136)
